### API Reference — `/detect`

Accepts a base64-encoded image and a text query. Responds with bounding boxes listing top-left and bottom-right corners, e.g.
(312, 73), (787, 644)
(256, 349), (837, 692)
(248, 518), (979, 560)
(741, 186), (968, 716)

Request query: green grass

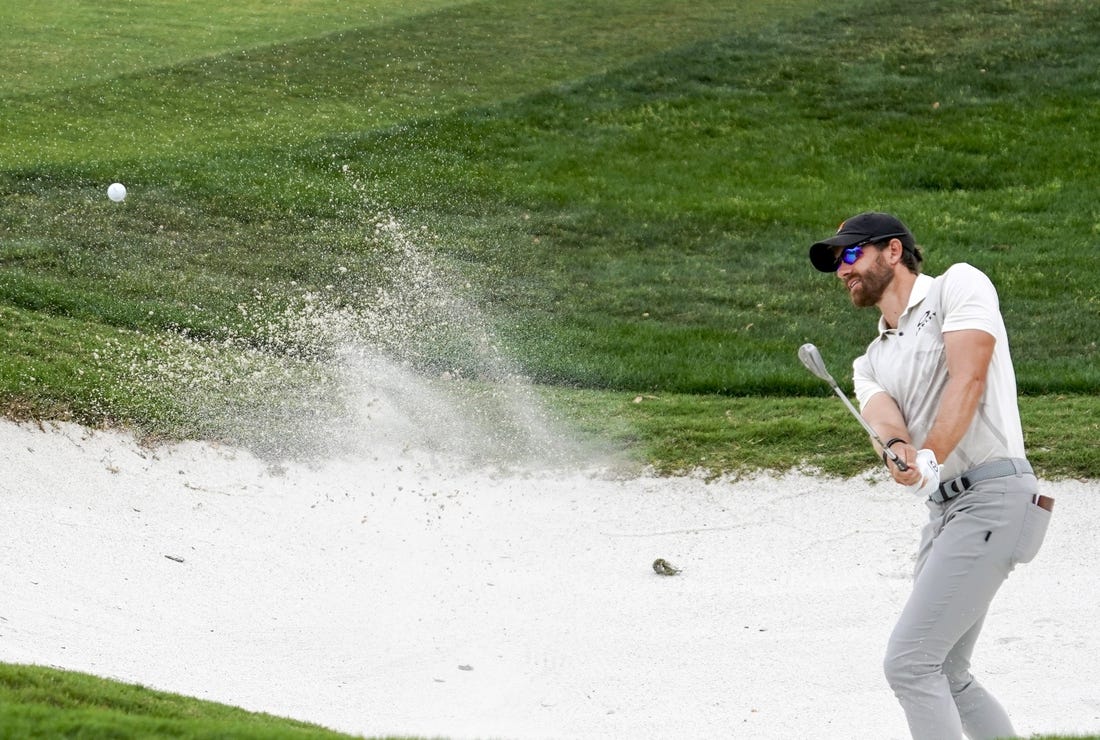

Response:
(545, 388), (1100, 479)
(326, 0), (1100, 394)
(0, 1), (460, 96)
(1, 0), (1097, 475)
(1, 1), (1099, 732)
(0, 663), (389, 739)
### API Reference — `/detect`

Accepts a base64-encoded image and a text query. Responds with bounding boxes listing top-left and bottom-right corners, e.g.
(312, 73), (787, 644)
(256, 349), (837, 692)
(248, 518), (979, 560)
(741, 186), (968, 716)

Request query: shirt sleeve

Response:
(940, 263), (1000, 336)
(853, 353), (885, 411)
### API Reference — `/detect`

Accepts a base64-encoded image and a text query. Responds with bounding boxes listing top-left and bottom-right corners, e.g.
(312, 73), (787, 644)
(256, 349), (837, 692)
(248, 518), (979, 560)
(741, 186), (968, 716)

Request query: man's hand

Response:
(904, 449), (940, 498)
(886, 444), (940, 497)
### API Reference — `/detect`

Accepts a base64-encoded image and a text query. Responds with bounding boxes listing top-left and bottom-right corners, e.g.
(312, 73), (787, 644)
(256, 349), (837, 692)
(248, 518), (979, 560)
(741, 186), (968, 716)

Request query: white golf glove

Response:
(905, 448), (941, 499)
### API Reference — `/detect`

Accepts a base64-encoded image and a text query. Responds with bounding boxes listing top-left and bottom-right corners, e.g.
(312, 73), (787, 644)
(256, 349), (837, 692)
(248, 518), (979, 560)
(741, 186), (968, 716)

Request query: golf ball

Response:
(107, 182), (127, 202)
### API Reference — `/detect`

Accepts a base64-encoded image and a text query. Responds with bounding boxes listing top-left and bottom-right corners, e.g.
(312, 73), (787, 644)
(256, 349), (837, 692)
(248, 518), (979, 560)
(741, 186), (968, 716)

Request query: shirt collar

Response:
(877, 273), (934, 335)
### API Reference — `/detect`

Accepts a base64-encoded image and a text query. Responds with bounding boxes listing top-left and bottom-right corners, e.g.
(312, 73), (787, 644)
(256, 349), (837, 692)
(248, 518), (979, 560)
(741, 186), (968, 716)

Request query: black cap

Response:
(809, 212), (916, 272)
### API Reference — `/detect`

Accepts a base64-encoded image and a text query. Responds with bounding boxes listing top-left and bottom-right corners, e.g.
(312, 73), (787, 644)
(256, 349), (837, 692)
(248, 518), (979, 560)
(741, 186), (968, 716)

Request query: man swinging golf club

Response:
(808, 212), (1053, 740)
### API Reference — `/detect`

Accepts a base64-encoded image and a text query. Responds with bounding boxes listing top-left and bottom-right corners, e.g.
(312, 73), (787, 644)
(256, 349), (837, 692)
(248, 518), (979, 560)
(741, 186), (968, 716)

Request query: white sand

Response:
(1, 417), (1097, 739)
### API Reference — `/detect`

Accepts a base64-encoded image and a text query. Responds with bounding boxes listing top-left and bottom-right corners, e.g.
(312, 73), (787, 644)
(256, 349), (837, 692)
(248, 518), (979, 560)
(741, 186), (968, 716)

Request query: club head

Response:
(798, 343), (836, 385)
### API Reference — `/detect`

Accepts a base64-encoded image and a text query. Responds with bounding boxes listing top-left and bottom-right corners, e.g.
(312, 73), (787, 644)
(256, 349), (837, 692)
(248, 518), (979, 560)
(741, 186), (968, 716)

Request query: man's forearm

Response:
(920, 374), (986, 463)
(922, 328), (997, 464)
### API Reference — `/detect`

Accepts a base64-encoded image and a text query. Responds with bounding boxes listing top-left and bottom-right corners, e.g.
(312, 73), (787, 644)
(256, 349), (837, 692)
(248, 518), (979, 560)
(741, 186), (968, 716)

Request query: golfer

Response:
(808, 212), (1053, 740)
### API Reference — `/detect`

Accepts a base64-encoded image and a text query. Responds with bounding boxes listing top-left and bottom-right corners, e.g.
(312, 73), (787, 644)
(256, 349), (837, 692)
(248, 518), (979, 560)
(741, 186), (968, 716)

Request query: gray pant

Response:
(884, 464), (1052, 740)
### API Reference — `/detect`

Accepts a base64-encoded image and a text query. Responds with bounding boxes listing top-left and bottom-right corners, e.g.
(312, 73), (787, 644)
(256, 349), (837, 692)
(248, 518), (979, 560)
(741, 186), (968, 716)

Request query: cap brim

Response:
(809, 233), (868, 272)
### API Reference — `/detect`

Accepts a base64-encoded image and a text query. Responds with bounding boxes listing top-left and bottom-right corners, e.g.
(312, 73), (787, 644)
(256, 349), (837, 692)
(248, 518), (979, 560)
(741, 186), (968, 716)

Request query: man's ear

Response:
(887, 238), (905, 265)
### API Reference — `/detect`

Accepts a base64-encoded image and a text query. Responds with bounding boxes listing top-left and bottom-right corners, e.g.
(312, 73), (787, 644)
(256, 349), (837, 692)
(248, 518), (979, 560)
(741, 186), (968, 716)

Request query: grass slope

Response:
(0, 0), (460, 95)
(0, 663), (389, 739)
(323, 0), (1100, 394)
(1, 0), (1097, 474)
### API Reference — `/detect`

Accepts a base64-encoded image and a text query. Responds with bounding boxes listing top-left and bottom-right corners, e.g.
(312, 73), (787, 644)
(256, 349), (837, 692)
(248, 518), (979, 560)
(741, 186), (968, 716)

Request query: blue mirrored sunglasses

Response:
(837, 245), (865, 268)
(832, 232), (909, 271)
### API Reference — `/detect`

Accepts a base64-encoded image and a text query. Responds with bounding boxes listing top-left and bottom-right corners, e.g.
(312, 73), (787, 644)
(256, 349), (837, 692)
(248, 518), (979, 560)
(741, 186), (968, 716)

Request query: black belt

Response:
(931, 458), (1034, 504)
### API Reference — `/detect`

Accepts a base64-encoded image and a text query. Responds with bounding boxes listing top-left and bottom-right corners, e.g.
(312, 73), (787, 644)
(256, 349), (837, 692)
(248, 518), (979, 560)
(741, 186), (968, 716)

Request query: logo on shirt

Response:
(916, 310), (937, 334)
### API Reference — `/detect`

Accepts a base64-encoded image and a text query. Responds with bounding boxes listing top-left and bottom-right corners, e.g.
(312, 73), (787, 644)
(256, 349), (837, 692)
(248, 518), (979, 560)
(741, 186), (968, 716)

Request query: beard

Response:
(848, 251), (894, 308)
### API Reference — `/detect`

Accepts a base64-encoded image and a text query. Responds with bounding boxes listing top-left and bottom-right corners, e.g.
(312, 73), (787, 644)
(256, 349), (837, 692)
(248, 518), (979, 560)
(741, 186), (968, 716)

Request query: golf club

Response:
(797, 343), (908, 471)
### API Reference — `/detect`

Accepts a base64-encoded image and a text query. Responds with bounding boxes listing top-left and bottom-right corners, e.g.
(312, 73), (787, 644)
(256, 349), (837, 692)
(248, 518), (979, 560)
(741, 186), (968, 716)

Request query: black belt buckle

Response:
(938, 474), (971, 501)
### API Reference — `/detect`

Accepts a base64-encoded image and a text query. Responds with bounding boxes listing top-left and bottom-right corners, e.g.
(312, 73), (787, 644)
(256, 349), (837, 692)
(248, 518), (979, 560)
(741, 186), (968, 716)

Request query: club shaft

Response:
(799, 343), (909, 472)
(829, 384), (909, 471)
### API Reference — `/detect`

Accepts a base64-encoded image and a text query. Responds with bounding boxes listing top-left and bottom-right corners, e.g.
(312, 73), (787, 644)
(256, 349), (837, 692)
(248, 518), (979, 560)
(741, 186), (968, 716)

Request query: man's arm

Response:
(920, 328), (995, 463)
(861, 391), (921, 486)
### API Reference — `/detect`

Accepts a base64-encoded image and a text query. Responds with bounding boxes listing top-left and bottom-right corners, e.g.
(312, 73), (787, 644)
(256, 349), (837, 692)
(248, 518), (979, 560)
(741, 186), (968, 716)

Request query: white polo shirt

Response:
(852, 263), (1025, 479)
